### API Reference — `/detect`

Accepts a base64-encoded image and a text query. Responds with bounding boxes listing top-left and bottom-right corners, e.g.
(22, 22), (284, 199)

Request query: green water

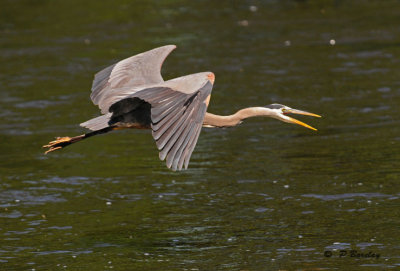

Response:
(1, 0), (400, 270)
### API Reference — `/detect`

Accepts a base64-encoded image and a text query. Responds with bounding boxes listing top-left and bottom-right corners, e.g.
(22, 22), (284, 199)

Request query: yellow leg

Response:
(43, 136), (83, 154)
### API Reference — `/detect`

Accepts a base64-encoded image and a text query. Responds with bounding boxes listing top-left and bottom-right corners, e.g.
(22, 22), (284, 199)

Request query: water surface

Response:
(1, 0), (400, 270)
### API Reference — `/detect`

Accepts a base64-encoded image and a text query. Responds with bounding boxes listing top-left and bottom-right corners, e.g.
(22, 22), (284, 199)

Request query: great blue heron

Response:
(43, 45), (321, 171)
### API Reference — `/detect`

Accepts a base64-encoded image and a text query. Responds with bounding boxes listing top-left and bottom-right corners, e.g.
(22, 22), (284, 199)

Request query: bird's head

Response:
(264, 103), (321, 131)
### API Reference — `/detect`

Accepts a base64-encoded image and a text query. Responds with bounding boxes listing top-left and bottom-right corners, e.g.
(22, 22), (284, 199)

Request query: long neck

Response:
(203, 107), (275, 128)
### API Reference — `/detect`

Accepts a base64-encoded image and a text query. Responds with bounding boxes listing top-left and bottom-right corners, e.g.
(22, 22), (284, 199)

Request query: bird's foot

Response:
(43, 137), (73, 154)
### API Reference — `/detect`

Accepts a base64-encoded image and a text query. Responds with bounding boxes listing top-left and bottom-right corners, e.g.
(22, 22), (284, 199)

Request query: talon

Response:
(43, 136), (73, 154)
(55, 137), (71, 142)
(44, 146), (62, 154)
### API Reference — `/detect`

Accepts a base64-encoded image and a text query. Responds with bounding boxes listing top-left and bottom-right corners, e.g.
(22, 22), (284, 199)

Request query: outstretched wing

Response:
(109, 80), (213, 171)
(90, 45), (176, 113)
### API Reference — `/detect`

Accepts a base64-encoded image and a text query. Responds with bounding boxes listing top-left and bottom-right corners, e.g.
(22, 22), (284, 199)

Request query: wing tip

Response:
(166, 44), (177, 49)
(155, 44), (177, 54)
(163, 44), (177, 56)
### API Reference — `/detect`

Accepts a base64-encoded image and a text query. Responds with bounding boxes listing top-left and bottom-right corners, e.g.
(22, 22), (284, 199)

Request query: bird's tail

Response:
(43, 126), (114, 154)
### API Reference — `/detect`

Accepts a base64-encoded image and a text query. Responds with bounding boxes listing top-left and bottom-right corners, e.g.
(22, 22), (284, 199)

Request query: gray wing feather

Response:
(157, 106), (193, 154)
(160, 84), (211, 170)
(152, 107), (186, 140)
(128, 81), (212, 171)
(176, 103), (206, 170)
(170, 121), (196, 170)
(183, 106), (206, 169)
(90, 45), (176, 113)
(150, 93), (185, 118)
(159, 106), (195, 162)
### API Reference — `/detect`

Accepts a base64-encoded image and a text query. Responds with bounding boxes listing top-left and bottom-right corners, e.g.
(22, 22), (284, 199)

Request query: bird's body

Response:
(44, 45), (320, 171)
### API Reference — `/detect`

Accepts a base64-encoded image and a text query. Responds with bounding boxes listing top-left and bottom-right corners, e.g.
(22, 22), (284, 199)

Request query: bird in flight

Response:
(43, 45), (321, 171)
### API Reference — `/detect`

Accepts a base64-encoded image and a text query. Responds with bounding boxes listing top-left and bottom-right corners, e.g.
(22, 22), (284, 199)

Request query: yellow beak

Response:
(285, 109), (321, 131)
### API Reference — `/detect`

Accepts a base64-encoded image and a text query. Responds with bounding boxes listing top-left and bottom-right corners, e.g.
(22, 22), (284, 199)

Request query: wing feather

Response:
(157, 106), (194, 155)
(155, 84), (211, 170)
(84, 44), (214, 170)
(152, 107), (186, 135)
(118, 81), (212, 170)
(90, 45), (176, 113)
(152, 106), (186, 139)
(180, 103), (207, 170)
(150, 94), (188, 120)
(101, 68), (213, 170)
(183, 124), (202, 169)
(170, 121), (196, 170)
(167, 95), (205, 168)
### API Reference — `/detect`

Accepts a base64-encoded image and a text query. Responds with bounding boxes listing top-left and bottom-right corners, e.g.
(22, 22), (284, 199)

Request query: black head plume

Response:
(264, 104), (285, 109)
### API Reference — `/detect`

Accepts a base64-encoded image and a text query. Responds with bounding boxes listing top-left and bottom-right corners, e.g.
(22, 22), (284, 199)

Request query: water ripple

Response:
(302, 193), (390, 201)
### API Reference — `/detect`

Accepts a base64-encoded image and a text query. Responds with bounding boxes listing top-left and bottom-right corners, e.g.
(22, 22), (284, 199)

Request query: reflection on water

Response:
(1, 0), (400, 270)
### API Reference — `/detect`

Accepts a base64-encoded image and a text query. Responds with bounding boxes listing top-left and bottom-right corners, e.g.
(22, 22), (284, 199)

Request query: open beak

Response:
(284, 109), (321, 131)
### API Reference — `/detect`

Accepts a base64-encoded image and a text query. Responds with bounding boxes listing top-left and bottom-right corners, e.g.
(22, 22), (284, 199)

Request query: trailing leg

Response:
(43, 126), (114, 154)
